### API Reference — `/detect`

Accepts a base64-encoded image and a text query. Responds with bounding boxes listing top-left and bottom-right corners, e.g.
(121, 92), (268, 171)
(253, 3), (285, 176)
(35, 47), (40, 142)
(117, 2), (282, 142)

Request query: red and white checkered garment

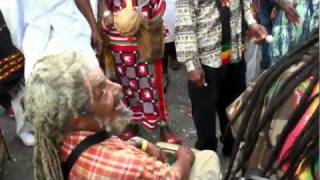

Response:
(61, 131), (181, 180)
(104, 0), (168, 131)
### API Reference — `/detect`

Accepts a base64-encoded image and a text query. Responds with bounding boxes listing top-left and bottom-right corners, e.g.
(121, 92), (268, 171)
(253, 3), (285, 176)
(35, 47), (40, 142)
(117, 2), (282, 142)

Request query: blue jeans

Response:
(259, 1), (274, 70)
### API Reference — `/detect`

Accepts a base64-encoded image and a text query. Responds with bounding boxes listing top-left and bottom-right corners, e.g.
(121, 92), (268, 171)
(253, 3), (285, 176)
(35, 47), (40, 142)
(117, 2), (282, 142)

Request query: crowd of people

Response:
(0, 0), (318, 179)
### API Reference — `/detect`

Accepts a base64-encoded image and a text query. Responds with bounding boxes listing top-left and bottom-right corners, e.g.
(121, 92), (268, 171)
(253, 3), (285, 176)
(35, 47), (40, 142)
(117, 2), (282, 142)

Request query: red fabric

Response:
(153, 60), (168, 122)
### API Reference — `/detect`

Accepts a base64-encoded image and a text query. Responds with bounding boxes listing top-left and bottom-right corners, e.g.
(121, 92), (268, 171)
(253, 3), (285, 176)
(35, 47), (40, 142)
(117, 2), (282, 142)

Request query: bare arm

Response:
(75, 0), (103, 54)
(274, 0), (300, 24)
(98, 0), (108, 14)
(75, 0), (98, 31)
(98, 0), (114, 30)
(171, 146), (195, 180)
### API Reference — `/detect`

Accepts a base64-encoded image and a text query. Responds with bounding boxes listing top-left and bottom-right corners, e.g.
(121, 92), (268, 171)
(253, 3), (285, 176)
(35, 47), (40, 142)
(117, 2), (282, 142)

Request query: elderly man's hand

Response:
(146, 143), (169, 163)
(171, 146), (195, 179)
(176, 146), (195, 164)
(248, 23), (268, 44)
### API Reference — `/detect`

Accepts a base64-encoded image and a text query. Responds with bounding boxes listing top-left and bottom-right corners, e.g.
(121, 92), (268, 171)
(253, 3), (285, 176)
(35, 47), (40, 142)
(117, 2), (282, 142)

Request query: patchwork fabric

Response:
(112, 47), (167, 131)
(105, 0), (167, 131)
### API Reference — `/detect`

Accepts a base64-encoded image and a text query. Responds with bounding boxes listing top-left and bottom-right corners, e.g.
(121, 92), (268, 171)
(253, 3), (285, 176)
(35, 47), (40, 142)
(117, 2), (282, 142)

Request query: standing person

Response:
(258, 0), (275, 70)
(162, 0), (180, 92)
(270, 0), (318, 65)
(175, 0), (268, 154)
(22, 0), (102, 81)
(0, 8), (34, 146)
(99, 0), (180, 144)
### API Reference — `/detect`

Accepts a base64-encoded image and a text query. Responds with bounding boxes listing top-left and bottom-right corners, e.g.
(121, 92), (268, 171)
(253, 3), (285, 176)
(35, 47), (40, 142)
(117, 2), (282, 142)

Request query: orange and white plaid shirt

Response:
(61, 131), (181, 180)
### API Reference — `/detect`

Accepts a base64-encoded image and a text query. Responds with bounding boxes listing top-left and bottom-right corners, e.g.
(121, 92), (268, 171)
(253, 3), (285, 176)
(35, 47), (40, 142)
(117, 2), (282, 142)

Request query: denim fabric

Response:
(259, 0), (274, 70)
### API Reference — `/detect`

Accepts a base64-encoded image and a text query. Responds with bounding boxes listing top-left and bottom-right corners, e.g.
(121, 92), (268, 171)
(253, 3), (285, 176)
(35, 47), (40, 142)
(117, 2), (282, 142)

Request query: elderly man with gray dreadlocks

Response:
(25, 51), (224, 180)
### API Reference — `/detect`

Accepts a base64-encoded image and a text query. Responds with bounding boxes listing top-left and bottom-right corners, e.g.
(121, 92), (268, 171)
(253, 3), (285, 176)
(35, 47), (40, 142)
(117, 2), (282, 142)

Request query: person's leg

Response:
(12, 85), (34, 146)
(0, 93), (11, 110)
(168, 42), (180, 70)
(153, 60), (180, 144)
(217, 61), (246, 155)
(112, 49), (140, 140)
(0, 92), (13, 118)
(163, 43), (170, 92)
(188, 65), (219, 150)
(259, 2), (274, 70)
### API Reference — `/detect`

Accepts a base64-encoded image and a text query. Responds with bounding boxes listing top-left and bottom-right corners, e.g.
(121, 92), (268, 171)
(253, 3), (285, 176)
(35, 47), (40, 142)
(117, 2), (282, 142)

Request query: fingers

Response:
(195, 71), (207, 87)
(201, 73), (208, 87)
(270, 7), (278, 19)
(286, 7), (300, 24)
(251, 25), (268, 44)
(96, 42), (103, 55)
(101, 20), (108, 31)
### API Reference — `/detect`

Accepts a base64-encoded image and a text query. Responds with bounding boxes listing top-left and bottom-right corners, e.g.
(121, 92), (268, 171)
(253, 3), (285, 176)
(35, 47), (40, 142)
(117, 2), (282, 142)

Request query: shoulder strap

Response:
(61, 130), (110, 180)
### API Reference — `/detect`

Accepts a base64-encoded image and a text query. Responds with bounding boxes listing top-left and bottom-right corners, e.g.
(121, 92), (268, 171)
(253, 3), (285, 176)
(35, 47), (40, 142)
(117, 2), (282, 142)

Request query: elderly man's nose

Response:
(106, 79), (122, 94)
(113, 83), (122, 95)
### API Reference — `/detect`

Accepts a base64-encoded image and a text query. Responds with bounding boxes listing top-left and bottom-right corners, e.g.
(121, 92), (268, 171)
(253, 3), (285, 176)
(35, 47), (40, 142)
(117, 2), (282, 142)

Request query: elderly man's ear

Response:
(70, 115), (104, 132)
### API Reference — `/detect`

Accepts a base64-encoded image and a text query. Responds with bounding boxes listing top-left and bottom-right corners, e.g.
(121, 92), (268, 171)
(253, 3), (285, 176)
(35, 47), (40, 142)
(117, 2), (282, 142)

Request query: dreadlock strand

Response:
(228, 41), (312, 125)
(244, 53), (314, 142)
(224, 31), (318, 180)
(224, 59), (299, 179)
(228, 48), (319, 179)
(25, 52), (95, 180)
(279, 113), (319, 179)
(34, 127), (64, 180)
(240, 47), (314, 141)
(256, 63), (317, 134)
(263, 78), (319, 175)
(277, 109), (318, 169)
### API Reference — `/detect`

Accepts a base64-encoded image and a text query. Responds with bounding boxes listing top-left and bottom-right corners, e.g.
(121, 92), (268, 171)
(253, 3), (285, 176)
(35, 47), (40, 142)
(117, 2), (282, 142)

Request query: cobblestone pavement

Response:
(0, 67), (229, 180)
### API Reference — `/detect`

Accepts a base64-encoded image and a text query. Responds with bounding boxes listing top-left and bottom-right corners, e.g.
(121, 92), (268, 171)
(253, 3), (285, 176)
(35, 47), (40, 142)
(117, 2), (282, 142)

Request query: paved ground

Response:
(0, 67), (229, 180)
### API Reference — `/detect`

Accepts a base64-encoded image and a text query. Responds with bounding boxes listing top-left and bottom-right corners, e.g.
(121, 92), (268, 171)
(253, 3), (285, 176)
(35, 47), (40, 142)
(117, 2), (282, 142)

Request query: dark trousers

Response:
(163, 42), (177, 75)
(188, 62), (246, 150)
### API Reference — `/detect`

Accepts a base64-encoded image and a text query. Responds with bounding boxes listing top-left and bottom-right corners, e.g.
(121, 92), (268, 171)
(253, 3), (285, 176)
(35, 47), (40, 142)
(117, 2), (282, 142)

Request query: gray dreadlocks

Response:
(25, 52), (95, 180)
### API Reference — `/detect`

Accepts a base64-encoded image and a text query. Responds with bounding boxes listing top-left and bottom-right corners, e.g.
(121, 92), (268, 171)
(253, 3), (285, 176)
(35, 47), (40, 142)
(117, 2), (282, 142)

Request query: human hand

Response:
(171, 146), (195, 180)
(282, 0), (300, 24)
(248, 23), (268, 44)
(91, 29), (103, 55)
(102, 14), (114, 31)
(175, 146), (195, 164)
(146, 143), (169, 162)
(187, 68), (207, 87)
(271, 7), (278, 19)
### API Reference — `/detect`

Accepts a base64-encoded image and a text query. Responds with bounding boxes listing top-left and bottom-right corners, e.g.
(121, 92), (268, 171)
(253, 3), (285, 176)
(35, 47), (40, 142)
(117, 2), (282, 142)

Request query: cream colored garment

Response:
(156, 142), (221, 180)
(189, 150), (221, 180)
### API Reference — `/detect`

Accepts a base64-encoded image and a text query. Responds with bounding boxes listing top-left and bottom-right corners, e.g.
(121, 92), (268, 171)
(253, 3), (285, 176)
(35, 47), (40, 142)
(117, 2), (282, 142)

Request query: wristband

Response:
(141, 139), (149, 152)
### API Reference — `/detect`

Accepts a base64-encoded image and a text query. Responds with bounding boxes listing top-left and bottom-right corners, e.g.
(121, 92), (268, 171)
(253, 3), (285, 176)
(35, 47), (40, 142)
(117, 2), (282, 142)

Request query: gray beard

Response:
(108, 101), (132, 135)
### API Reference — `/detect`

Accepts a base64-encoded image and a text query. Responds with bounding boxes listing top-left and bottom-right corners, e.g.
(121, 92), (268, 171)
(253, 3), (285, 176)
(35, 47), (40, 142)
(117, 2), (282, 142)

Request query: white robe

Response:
(0, 0), (24, 50)
(22, 0), (99, 81)
(163, 0), (177, 43)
